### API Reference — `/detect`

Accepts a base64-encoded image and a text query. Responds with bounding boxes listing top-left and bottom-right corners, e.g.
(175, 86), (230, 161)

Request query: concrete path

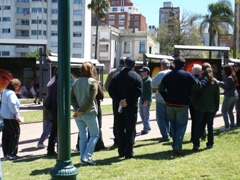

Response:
(1, 99), (228, 158)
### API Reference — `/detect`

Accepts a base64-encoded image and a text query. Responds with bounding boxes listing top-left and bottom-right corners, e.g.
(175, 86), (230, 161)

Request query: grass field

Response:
(2, 128), (240, 180)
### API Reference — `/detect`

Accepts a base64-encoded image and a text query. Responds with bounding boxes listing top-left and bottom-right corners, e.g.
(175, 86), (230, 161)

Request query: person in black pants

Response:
(109, 57), (142, 159)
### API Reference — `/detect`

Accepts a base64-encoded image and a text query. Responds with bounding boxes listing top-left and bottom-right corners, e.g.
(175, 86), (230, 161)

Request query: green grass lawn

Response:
(2, 128), (240, 180)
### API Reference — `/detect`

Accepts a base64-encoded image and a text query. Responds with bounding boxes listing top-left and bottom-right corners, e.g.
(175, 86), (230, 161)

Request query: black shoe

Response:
(141, 130), (148, 135)
(47, 152), (58, 156)
(192, 147), (199, 151)
(158, 138), (170, 143)
(173, 148), (181, 155)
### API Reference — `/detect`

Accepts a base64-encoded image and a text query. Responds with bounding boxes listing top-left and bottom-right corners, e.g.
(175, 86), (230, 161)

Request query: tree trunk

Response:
(233, 1), (239, 58)
(95, 20), (99, 59)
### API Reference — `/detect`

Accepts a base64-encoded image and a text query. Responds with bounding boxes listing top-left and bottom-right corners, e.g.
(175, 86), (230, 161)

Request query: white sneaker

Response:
(37, 143), (46, 148)
(82, 157), (96, 165)
(220, 127), (230, 132)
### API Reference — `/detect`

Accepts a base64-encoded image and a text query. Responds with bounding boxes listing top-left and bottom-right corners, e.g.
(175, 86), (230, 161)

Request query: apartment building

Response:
(92, 25), (160, 73)
(0, 0), (91, 59)
(159, 2), (180, 25)
(98, 0), (147, 33)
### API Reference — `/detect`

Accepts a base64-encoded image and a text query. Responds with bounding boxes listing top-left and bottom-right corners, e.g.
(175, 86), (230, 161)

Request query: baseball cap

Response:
(139, 66), (150, 74)
(125, 57), (135, 67)
(233, 63), (240, 67)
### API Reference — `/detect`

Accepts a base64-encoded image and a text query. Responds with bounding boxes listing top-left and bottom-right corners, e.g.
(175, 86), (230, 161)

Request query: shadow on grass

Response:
(30, 167), (51, 176)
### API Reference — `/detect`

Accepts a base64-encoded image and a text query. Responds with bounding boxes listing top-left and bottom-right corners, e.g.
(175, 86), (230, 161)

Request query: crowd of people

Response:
(1, 56), (240, 166)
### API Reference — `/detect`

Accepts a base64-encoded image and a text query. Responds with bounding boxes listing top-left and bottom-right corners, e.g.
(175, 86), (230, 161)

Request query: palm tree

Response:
(88, 0), (110, 59)
(190, 0), (233, 46)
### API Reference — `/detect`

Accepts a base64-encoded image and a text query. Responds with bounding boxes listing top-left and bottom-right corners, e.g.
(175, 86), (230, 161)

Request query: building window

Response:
(73, 43), (82, 48)
(139, 42), (145, 53)
(51, 9), (58, 14)
(32, 8), (42, 13)
(31, 19), (42, 24)
(43, 20), (47, 25)
(4, 6), (11, 10)
(3, 17), (10, 21)
(16, 7), (30, 14)
(130, 16), (133, 20)
(43, 31), (47, 36)
(31, 30), (42, 35)
(17, 0), (30, 2)
(135, 16), (139, 20)
(51, 31), (58, 36)
(124, 42), (130, 53)
(32, 0), (43, 1)
(119, 21), (125, 26)
(2, 51), (10, 56)
(52, 0), (58, 2)
(51, 20), (58, 25)
(2, 28), (10, 33)
(119, 27), (124, 30)
(73, 32), (82, 37)
(51, 42), (58, 47)
(109, 21), (115, 25)
(73, 54), (82, 58)
(73, 10), (82, 15)
(112, 1), (116, 5)
(0, 18), (1, 21)
(73, 21), (82, 26)
(17, 19), (30, 25)
(16, 30), (29, 37)
(109, 15), (115, 19)
(112, 8), (118, 12)
(135, 22), (139, 26)
(119, 15), (125, 20)
(44, 8), (47, 13)
(100, 45), (108, 52)
(74, 0), (82, 4)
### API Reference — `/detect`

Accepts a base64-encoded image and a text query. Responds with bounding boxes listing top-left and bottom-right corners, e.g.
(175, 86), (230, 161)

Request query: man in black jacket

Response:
(159, 57), (201, 154)
(109, 57), (142, 159)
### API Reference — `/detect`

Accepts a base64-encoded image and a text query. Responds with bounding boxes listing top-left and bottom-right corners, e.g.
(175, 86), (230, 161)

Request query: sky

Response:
(131, 0), (235, 27)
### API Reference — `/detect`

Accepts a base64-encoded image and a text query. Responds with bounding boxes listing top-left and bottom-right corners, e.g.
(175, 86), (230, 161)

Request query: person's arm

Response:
(144, 80), (152, 101)
(104, 71), (113, 92)
(190, 74), (202, 91)
(159, 77), (167, 101)
(219, 77), (232, 90)
(71, 85), (79, 111)
(7, 92), (20, 118)
(215, 83), (220, 111)
(151, 73), (161, 88)
(96, 83), (104, 101)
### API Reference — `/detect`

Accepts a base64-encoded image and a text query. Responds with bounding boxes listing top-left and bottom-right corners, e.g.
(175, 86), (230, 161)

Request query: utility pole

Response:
(49, 0), (78, 179)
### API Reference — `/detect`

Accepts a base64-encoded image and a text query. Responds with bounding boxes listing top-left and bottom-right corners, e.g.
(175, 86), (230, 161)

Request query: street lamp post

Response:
(49, 0), (78, 179)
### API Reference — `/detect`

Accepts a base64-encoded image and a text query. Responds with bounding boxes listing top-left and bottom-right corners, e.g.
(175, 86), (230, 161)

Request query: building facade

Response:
(0, 0), (91, 59)
(159, 2), (180, 25)
(91, 26), (160, 73)
(97, 0), (147, 33)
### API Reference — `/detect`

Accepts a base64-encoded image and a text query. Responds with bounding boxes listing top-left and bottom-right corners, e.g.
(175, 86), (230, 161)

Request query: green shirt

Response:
(140, 76), (152, 101)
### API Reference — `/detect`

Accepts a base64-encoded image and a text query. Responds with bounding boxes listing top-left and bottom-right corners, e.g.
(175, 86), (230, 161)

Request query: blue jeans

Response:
(38, 120), (52, 145)
(75, 114), (99, 163)
(193, 110), (216, 148)
(139, 100), (152, 132)
(156, 101), (170, 139)
(222, 96), (238, 128)
(167, 106), (189, 150)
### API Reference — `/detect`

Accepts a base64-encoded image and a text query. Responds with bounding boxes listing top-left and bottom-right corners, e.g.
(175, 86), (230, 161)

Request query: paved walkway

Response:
(0, 99), (228, 158)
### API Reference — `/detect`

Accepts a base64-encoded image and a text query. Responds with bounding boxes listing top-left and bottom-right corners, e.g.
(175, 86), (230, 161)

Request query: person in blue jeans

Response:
(159, 57), (201, 154)
(139, 67), (152, 135)
(219, 65), (239, 131)
(192, 67), (220, 150)
(151, 59), (172, 142)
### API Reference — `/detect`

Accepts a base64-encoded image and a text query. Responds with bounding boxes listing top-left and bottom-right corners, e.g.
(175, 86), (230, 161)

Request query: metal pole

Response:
(49, 0), (78, 179)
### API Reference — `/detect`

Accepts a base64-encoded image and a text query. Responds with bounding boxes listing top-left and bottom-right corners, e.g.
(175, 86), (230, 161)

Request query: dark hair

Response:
(80, 62), (94, 78)
(6, 78), (21, 92)
(202, 62), (211, 72)
(174, 56), (185, 68)
(223, 65), (239, 86)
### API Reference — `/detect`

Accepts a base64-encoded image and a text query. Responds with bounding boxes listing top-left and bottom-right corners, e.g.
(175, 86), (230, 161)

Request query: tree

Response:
(190, 0), (233, 46)
(157, 11), (202, 55)
(88, 0), (110, 59)
(233, 0), (239, 58)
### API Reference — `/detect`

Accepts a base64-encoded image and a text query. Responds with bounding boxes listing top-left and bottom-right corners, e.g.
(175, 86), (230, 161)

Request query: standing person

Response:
(189, 64), (202, 141)
(233, 63), (240, 127)
(139, 66), (152, 135)
(105, 57), (125, 146)
(47, 74), (58, 156)
(71, 62), (99, 165)
(219, 65), (238, 131)
(159, 57), (201, 154)
(151, 59), (171, 142)
(1, 79), (23, 160)
(192, 67), (220, 150)
(108, 57), (142, 159)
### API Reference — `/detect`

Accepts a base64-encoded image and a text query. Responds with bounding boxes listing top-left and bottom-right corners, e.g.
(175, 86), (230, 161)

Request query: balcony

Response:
(15, 25), (30, 30)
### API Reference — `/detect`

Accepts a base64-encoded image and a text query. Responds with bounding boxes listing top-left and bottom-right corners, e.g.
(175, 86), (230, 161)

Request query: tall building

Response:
(0, 0), (91, 59)
(98, 0), (147, 33)
(159, 2), (180, 25)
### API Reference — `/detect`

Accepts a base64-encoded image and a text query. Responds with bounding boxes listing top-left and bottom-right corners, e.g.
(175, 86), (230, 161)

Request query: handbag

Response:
(43, 95), (51, 110)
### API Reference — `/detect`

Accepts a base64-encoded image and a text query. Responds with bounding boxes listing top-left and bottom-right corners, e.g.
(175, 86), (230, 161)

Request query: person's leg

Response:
(206, 111), (216, 148)
(228, 97), (238, 129)
(47, 120), (57, 155)
(221, 97), (230, 128)
(38, 120), (52, 145)
(236, 96), (240, 127)
(75, 119), (87, 163)
(139, 100), (145, 131)
(2, 119), (11, 157)
(167, 106), (177, 149)
(95, 107), (106, 151)
(125, 110), (137, 158)
(189, 104), (195, 141)
(82, 115), (99, 160)
(174, 106), (189, 150)
(113, 101), (119, 145)
(193, 110), (204, 149)
(157, 102), (171, 140)
(117, 113), (126, 157)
